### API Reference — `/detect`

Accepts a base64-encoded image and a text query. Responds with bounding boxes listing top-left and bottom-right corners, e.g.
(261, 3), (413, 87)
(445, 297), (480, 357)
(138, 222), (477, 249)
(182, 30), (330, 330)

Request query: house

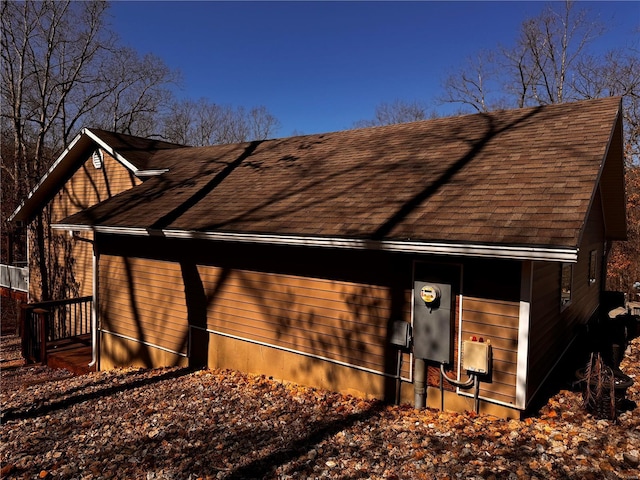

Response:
(10, 97), (626, 418)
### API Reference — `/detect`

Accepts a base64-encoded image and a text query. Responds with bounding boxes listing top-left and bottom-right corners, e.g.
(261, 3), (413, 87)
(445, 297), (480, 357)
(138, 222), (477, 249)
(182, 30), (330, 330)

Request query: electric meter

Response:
(420, 284), (441, 304)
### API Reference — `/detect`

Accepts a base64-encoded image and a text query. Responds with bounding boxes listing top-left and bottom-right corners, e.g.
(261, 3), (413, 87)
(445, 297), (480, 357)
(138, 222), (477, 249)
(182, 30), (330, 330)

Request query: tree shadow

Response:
(0, 367), (192, 422)
(224, 401), (385, 479)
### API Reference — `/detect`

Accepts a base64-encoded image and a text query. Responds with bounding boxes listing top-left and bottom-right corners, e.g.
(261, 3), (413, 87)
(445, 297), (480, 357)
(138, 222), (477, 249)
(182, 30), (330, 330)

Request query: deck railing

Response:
(21, 296), (93, 363)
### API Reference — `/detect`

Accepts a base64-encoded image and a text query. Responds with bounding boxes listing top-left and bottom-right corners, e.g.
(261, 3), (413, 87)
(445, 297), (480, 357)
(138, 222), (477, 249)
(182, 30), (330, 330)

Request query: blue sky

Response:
(109, 1), (639, 137)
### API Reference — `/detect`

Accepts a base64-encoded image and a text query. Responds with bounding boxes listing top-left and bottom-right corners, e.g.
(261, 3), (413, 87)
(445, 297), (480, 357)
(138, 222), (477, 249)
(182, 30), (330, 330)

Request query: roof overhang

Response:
(8, 128), (169, 223)
(9, 131), (94, 222)
(52, 223), (580, 263)
(83, 128), (141, 173)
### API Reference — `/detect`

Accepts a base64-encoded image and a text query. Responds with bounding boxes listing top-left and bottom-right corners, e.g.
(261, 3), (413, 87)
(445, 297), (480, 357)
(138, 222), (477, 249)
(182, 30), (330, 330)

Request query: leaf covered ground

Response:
(1, 335), (640, 480)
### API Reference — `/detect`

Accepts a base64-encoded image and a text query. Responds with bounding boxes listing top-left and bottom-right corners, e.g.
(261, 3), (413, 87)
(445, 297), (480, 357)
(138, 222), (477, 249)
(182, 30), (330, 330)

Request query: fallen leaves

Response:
(1, 336), (640, 479)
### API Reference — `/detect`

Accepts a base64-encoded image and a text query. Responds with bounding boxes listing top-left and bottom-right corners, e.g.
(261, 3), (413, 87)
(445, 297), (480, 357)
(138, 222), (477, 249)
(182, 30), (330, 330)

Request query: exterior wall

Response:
(98, 255), (189, 369)
(199, 267), (411, 400)
(458, 259), (521, 408)
(97, 235), (413, 402)
(527, 191), (606, 403)
(460, 297), (519, 405)
(97, 234), (524, 414)
(568, 190), (606, 322)
(28, 150), (139, 301)
(55, 151), (139, 220)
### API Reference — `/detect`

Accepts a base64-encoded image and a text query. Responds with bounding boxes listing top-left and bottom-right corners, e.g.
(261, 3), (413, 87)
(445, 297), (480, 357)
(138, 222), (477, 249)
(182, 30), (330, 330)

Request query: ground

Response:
(1, 333), (640, 479)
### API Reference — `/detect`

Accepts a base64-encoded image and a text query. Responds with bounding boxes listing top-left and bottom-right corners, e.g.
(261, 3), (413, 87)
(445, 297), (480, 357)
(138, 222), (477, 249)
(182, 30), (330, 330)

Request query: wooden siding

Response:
(99, 255), (189, 368)
(569, 190), (605, 321)
(96, 234), (526, 410)
(54, 151), (139, 221)
(527, 261), (559, 398)
(461, 297), (519, 405)
(29, 151), (139, 301)
(197, 266), (408, 375)
(527, 190), (606, 402)
(97, 237), (414, 398)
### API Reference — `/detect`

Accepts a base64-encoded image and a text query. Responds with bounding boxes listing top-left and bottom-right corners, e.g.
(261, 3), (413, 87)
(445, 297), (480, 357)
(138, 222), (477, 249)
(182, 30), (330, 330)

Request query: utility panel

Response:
(462, 340), (491, 374)
(413, 280), (453, 363)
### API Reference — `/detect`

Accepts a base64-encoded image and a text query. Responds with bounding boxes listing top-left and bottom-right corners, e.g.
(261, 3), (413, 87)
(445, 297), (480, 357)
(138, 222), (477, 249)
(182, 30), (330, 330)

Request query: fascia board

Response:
(9, 127), (148, 223)
(51, 223), (579, 262)
(135, 169), (170, 177)
(9, 131), (90, 222)
(577, 102), (626, 247)
(84, 129), (140, 174)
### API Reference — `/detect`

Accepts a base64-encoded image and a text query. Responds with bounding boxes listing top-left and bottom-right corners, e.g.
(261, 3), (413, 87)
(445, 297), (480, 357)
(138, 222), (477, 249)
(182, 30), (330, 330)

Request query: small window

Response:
(92, 150), (103, 169)
(561, 263), (573, 309)
(589, 250), (597, 285)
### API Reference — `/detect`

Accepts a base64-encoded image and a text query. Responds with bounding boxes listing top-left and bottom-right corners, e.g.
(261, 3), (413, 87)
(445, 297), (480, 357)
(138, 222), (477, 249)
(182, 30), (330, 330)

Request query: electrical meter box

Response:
(462, 340), (491, 374)
(413, 280), (453, 363)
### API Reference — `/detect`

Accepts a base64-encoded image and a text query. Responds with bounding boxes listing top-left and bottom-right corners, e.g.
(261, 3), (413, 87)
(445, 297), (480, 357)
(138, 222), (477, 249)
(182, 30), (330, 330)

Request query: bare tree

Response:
(573, 49), (640, 165)
(518, 2), (604, 105)
(437, 0), (640, 294)
(84, 47), (179, 137)
(246, 105), (281, 141)
(161, 99), (280, 146)
(354, 99), (434, 127)
(1, 0), (109, 198)
(439, 50), (504, 113)
(440, 1), (606, 112)
(1, 0), (112, 300)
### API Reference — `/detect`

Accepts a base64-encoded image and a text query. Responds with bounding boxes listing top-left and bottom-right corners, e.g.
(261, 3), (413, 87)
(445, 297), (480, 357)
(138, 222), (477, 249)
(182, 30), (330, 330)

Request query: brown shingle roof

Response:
(60, 97), (623, 250)
(87, 128), (187, 170)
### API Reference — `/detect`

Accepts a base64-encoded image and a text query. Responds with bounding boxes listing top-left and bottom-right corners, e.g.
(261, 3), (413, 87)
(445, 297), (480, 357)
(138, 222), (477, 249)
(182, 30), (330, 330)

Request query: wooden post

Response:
(19, 303), (28, 360)
(34, 308), (48, 364)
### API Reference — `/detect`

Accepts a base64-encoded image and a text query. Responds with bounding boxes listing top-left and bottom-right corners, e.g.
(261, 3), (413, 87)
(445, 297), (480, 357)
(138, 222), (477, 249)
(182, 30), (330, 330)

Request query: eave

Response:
(52, 223), (580, 263)
(9, 128), (167, 223)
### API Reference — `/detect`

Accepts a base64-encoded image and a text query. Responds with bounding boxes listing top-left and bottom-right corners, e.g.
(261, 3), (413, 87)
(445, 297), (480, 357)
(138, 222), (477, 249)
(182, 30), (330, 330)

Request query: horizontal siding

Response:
(99, 253), (412, 377)
(569, 190), (604, 321)
(72, 234), (94, 298)
(54, 152), (139, 222)
(35, 151), (139, 302)
(527, 195), (605, 402)
(99, 256), (188, 359)
(197, 265), (408, 375)
(527, 261), (561, 399)
(461, 296), (519, 405)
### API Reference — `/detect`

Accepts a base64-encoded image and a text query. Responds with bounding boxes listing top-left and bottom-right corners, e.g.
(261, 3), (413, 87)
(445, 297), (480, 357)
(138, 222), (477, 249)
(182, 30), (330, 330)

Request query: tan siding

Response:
(54, 152), (139, 221)
(527, 261), (560, 399)
(30, 151), (139, 301)
(570, 190), (605, 320)
(461, 296), (519, 405)
(197, 266), (408, 375)
(98, 250), (413, 383)
(527, 191), (605, 402)
(99, 255), (188, 368)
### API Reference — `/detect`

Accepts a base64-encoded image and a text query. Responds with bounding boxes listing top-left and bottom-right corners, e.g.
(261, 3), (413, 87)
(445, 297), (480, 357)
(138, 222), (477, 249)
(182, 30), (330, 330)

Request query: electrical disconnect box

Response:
(462, 340), (491, 374)
(390, 321), (412, 349)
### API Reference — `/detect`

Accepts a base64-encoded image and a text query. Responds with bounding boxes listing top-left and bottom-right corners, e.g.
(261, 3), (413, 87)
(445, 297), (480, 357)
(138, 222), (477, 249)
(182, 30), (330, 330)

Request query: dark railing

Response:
(21, 296), (93, 363)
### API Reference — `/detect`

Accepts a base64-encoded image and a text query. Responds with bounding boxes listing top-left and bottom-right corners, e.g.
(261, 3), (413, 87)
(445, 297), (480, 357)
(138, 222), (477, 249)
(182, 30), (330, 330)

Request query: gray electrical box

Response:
(413, 280), (453, 363)
(390, 321), (411, 348)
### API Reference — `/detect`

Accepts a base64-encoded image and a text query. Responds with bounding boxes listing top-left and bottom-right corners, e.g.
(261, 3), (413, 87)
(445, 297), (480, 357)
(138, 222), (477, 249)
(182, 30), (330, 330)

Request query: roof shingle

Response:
(61, 97), (623, 250)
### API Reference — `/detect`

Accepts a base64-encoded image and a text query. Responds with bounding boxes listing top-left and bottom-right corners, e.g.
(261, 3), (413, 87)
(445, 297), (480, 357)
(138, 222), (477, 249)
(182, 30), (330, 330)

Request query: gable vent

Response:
(92, 150), (103, 169)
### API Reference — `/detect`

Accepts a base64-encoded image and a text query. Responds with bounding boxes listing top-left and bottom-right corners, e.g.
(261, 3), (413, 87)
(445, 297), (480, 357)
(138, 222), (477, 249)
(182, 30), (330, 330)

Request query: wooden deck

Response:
(46, 336), (95, 375)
